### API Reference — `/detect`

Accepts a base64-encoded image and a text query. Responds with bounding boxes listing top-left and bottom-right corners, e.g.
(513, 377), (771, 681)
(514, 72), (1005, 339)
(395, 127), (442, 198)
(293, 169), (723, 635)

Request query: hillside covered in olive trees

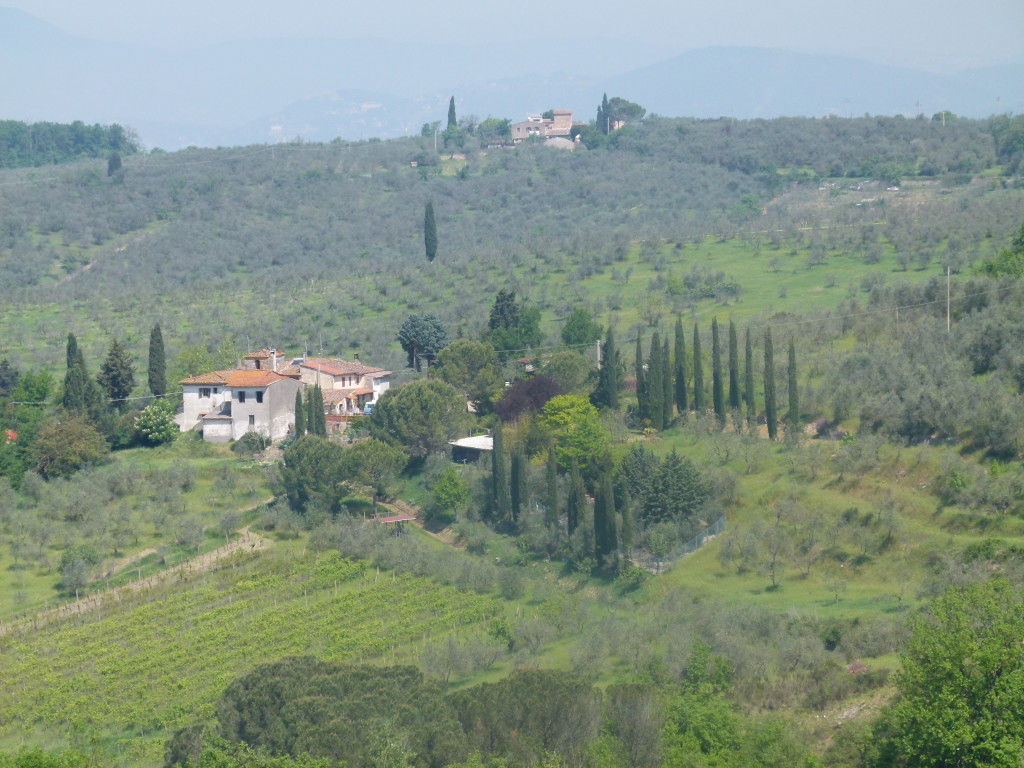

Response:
(1, 112), (1024, 768)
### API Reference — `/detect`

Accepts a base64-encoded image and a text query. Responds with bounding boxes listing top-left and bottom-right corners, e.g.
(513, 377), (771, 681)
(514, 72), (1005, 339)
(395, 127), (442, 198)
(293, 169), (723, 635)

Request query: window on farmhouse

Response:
(238, 391), (246, 403)
(199, 388), (211, 398)
(248, 415), (255, 426)
(256, 391), (264, 404)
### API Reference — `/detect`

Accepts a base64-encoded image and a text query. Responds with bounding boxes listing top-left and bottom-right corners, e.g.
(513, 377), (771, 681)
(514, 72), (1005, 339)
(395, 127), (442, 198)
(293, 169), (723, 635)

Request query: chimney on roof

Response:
(354, 353), (360, 363)
(271, 349), (277, 372)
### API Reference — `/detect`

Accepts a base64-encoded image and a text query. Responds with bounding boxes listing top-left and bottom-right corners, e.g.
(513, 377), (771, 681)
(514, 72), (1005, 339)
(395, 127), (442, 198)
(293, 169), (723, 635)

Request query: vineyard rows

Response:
(0, 550), (500, 757)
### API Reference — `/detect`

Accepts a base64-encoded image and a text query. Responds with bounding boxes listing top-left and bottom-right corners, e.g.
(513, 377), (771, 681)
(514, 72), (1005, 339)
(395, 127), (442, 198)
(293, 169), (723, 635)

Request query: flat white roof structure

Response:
(449, 435), (494, 451)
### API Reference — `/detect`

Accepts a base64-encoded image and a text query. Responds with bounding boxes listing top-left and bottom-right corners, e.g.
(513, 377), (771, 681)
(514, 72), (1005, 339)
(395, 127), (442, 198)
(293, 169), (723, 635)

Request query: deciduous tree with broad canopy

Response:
(871, 578), (1024, 767)
(369, 379), (469, 461)
(431, 339), (502, 412)
(398, 313), (449, 372)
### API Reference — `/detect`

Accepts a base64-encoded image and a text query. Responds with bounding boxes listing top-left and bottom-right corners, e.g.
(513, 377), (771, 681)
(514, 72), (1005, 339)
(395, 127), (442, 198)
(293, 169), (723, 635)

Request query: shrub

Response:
(135, 398), (179, 446)
(232, 430), (270, 457)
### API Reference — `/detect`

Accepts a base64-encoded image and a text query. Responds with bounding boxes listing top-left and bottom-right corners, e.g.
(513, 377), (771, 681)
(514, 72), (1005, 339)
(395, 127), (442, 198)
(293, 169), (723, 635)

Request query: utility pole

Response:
(946, 266), (951, 333)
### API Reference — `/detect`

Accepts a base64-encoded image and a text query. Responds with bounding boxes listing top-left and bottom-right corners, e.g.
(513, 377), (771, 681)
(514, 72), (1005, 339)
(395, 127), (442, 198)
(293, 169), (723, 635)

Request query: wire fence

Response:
(631, 514), (726, 574)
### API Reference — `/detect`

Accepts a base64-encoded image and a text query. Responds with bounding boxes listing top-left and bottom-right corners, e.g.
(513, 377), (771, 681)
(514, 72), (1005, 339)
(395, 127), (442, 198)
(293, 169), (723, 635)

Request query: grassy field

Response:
(0, 439), (273, 624)
(0, 544), (501, 765)
(637, 425), (1024, 621)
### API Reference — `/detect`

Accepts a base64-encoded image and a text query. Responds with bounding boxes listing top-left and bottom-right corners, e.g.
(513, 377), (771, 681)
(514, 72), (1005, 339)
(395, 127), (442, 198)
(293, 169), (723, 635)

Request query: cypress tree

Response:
(567, 459), (584, 537)
(293, 389), (305, 436)
(692, 324), (705, 412)
(492, 425), (511, 523)
(594, 470), (618, 568)
(424, 201), (437, 263)
(787, 340), (800, 436)
(744, 327), (756, 428)
(674, 317), (688, 414)
(592, 326), (622, 410)
(545, 447), (559, 530)
(147, 324), (166, 398)
(316, 387), (328, 436)
(66, 333), (78, 371)
(764, 328), (778, 440)
(618, 483), (634, 554)
(599, 93), (610, 134)
(728, 320), (740, 411)
(63, 333), (104, 420)
(306, 385), (326, 436)
(447, 96), (457, 129)
(647, 332), (663, 430)
(711, 318), (724, 425)
(62, 333), (85, 412)
(98, 337), (136, 411)
(662, 337), (673, 429)
(634, 335), (648, 423)
(510, 449), (527, 523)
(306, 385), (318, 435)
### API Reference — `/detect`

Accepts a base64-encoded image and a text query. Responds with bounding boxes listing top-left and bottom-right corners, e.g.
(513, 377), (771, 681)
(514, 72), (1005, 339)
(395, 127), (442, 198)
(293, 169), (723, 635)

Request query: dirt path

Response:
(0, 524), (271, 639)
(377, 500), (462, 548)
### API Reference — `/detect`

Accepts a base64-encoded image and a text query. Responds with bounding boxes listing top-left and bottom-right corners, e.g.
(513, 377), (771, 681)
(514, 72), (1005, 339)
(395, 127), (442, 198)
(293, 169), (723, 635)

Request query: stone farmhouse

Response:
(177, 348), (390, 443)
(509, 110), (578, 143)
(293, 356), (392, 417)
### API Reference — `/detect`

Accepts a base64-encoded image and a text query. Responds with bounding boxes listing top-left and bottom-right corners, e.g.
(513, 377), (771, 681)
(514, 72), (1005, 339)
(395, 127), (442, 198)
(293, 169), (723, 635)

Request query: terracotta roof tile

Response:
(225, 370), (290, 387)
(180, 370), (232, 385)
(243, 348), (283, 359)
(301, 357), (388, 377)
(322, 389), (355, 403)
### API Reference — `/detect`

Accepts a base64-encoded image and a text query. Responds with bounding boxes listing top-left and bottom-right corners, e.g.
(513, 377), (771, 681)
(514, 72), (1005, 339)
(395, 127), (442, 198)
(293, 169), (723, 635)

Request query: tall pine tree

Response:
(147, 324), (166, 398)
(764, 328), (778, 440)
(424, 201), (437, 263)
(787, 339), (800, 438)
(647, 332), (664, 430)
(728, 320), (740, 411)
(692, 324), (705, 412)
(98, 337), (136, 411)
(744, 327), (756, 428)
(711, 318), (724, 425)
(674, 317), (688, 414)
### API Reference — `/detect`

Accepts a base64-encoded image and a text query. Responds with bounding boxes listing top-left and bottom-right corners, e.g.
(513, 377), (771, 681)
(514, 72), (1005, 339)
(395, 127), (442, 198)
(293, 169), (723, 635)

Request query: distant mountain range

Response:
(2, 6), (1021, 150)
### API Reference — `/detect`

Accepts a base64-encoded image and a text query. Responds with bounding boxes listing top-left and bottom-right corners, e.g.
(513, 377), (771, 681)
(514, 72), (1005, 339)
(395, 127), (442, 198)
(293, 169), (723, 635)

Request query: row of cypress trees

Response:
(631, 319), (799, 437)
(491, 432), (635, 570)
(62, 324), (168, 419)
(292, 386), (327, 437)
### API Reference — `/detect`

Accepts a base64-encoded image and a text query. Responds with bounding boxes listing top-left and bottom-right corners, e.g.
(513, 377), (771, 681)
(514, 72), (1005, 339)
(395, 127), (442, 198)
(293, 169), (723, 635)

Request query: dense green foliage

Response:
(2, 114), (1024, 768)
(147, 324), (167, 398)
(370, 379), (469, 459)
(870, 579), (1024, 767)
(0, 120), (138, 169)
(214, 659), (466, 768)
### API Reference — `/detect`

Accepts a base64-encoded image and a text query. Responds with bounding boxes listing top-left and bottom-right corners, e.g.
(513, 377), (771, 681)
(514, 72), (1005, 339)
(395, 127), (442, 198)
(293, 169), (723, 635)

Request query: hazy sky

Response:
(7, 0), (1024, 73)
